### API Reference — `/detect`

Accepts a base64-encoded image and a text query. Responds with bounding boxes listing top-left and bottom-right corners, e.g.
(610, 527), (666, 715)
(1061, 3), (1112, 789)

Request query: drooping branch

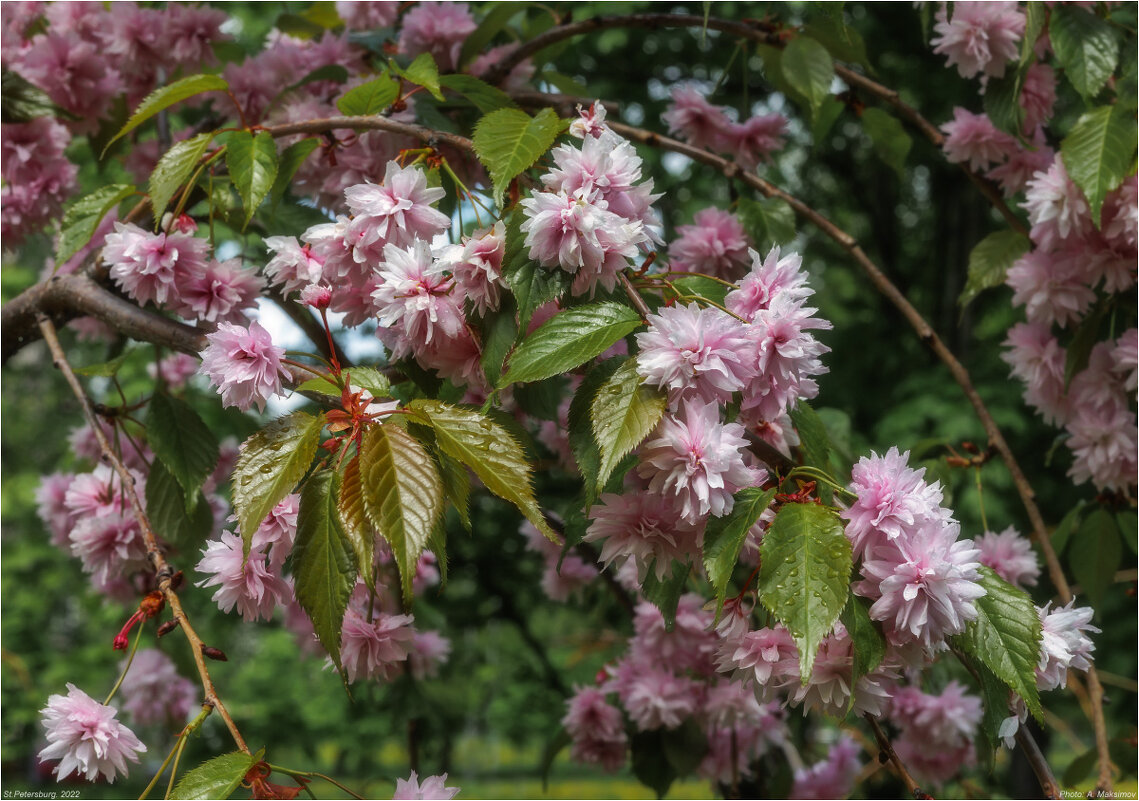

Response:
(487, 12), (1026, 235)
(37, 315), (250, 755)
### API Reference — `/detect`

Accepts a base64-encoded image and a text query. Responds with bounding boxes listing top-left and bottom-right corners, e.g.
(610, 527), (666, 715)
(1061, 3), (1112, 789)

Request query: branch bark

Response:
(37, 315), (250, 755)
(864, 714), (931, 799)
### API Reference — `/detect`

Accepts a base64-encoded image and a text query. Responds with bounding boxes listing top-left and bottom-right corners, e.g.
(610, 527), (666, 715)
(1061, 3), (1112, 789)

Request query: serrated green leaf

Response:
(359, 424), (443, 604)
(233, 412), (324, 555)
(1052, 501), (1086, 555)
(737, 196), (796, 250)
(812, 96), (845, 144)
(567, 357), (626, 503)
(641, 561), (690, 631)
(984, 68), (1027, 136)
(501, 302), (642, 386)
(630, 730), (676, 798)
(269, 138), (320, 208)
(703, 488), (777, 616)
(293, 470), (357, 672)
(394, 52), (443, 101)
(145, 459), (213, 547)
(959, 229), (1031, 308)
(345, 366), (392, 399)
(590, 359), (666, 490)
(758, 503), (852, 681)
(1061, 105), (1138, 227)
(56, 184), (136, 265)
(781, 36), (834, 115)
(149, 133), (214, 222)
(148, 393), (219, 511)
(1071, 507), (1121, 614)
(472, 107), (564, 207)
(790, 403), (833, 503)
(971, 656), (1014, 760)
(226, 130), (278, 227)
(841, 594), (885, 686)
(438, 448), (471, 531)
(439, 73), (518, 112)
(955, 565), (1043, 721)
(667, 275), (729, 307)
(170, 750), (257, 800)
(501, 210), (571, 331)
(514, 375), (566, 422)
(480, 303), (519, 387)
(411, 400), (556, 540)
(1050, 6), (1120, 100)
(106, 73), (228, 154)
(74, 347), (136, 378)
(1021, 1), (1047, 66)
(337, 455), (373, 591)
(336, 72), (400, 116)
(804, 13), (871, 69)
(861, 107), (911, 179)
(296, 375), (342, 398)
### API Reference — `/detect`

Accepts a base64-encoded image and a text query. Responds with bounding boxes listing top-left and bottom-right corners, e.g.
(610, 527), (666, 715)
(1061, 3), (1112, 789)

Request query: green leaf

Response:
(789, 403), (833, 503)
(145, 460), (213, 547)
(631, 731), (676, 798)
(1061, 105), (1138, 227)
(337, 455), (374, 591)
(758, 503), (852, 681)
(269, 138), (320, 207)
(539, 728), (572, 792)
(1118, 510), (1138, 556)
(590, 359), (666, 491)
(501, 302), (642, 386)
(1063, 748), (1099, 788)
(641, 561), (691, 631)
(106, 73), (229, 154)
(803, 14), (871, 69)
(1052, 502), (1086, 555)
(147, 393), (220, 510)
(514, 375), (567, 422)
(667, 275), (728, 307)
(74, 348), (136, 378)
(411, 400), (556, 541)
(959, 230), (1031, 308)
(1070, 507), (1121, 614)
(296, 375), (342, 399)
(345, 366), (392, 399)
(1021, 1), (1047, 66)
(984, 68), (1027, 136)
(662, 718), (709, 776)
(955, 565), (1043, 721)
(226, 130), (278, 227)
(336, 72), (400, 116)
(737, 196), (796, 250)
(501, 211), (571, 331)
(472, 107), (564, 207)
(841, 594), (885, 686)
(1, 69), (79, 123)
(480, 303), (519, 387)
(703, 488), (777, 616)
(972, 657), (1014, 759)
(1050, 6), (1120, 100)
(56, 184), (136, 265)
(811, 96), (845, 144)
(567, 357), (626, 503)
(459, 2), (524, 68)
(781, 36), (834, 115)
(861, 107), (912, 179)
(439, 74), (518, 113)
(150, 133), (214, 223)
(359, 424), (443, 604)
(438, 449), (471, 531)
(233, 412), (324, 555)
(293, 470), (357, 672)
(394, 52), (443, 101)
(170, 750), (257, 800)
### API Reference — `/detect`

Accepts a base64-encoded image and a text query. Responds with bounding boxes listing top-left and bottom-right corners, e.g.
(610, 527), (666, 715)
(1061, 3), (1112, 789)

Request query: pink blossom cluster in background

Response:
(663, 85), (788, 170)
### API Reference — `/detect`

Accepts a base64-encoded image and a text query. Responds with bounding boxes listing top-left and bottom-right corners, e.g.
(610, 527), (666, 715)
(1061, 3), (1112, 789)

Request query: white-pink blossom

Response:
(1001, 322), (1069, 425)
(264, 235), (325, 295)
(791, 736), (861, 800)
(940, 108), (1017, 171)
(397, 2), (475, 72)
(344, 161), (450, 261)
(1023, 157), (1091, 249)
(562, 687), (628, 772)
(1037, 599), (1099, 692)
(119, 649), (196, 728)
(38, 684), (146, 783)
(373, 240), (466, 357)
(977, 526), (1040, 588)
(931, 2), (1025, 79)
(669, 207), (752, 280)
(339, 609), (415, 683)
(103, 222), (211, 308)
(392, 771), (460, 801)
(195, 531), (292, 621)
(584, 492), (704, 580)
(198, 320), (288, 412)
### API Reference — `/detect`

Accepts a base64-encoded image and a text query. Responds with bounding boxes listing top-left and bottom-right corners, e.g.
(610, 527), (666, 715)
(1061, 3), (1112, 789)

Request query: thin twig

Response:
(37, 315), (250, 756)
(1016, 727), (1061, 800)
(618, 271), (652, 321)
(864, 714), (930, 798)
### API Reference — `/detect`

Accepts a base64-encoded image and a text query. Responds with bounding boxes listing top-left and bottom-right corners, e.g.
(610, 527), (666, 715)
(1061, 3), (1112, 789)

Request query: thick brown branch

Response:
(3, 274), (207, 363)
(37, 315), (250, 755)
(1016, 726), (1062, 800)
(262, 115), (473, 153)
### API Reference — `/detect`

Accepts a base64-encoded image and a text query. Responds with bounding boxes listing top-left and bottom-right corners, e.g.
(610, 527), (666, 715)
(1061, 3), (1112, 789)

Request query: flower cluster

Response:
(38, 684), (146, 783)
(663, 85), (788, 169)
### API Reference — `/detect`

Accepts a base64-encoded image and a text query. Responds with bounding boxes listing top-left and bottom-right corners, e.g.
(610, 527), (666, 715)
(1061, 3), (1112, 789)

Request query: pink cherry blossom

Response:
(392, 770), (460, 801)
(1102, 176), (1138, 251)
(336, 1), (398, 31)
(1064, 396), (1138, 492)
(198, 320), (288, 412)
(397, 1), (476, 72)
(562, 687), (628, 772)
(931, 2), (1025, 79)
(1001, 322), (1069, 425)
(264, 236), (326, 295)
(629, 594), (718, 675)
(103, 222), (211, 308)
(617, 661), (701, 731)
(119, 649), (196, 727)
(344, 161), (450, 261)
(1037, 599), (1099, 691)
(174, 258), (264, 324)
(662, 85), (735, 153)
(38, 684), (146, 783)
(669, 208), (752, 280)
(940, 108), (1017, 171)
(635, 302), (755, 407)
(569, 102), (608, 139)
(584, 492), (704, 581)
(436, 221), (506, 316)
(1112, 329), (1138, 392)
(36, 472), (74, 547)
(408, 630), (451, 680)
(373, 240), (467, 358)
(521, 522), (598, 602)
(195, 531), (292, 621)
(1019, 62), (1057, 131)
(726, 247), (815, 320)
(1, 118), (78, 243)
(716, 625), (800, 702)
(339, 608), (415, 683)
(985, 130), (1055, 196)
(253, 494), (299, 569)
(637, 399), (759, 524)
(791, 736), (861, 800)
(70, 513), (148, 587)
(1006, 248), (1097, 329)
(15, 32), (123, 131)
(977, 526), (1040, 588)
(149, 353), (202, 391)
(728, 112), (789, 169)
(1023, 157), (1091, 249)
(468, 44), (535, 92)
